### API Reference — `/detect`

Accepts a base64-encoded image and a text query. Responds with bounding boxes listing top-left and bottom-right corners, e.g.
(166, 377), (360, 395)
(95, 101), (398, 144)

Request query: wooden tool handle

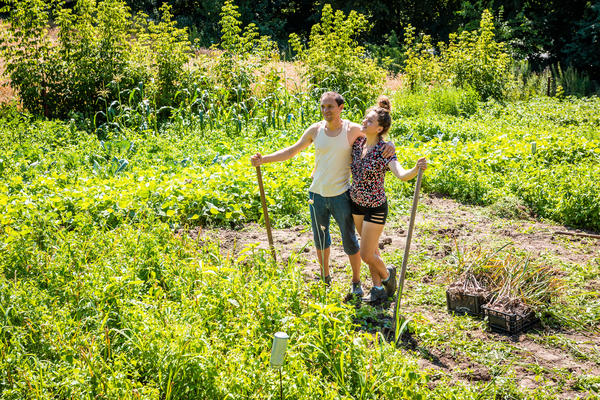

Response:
(256, 165), (276, 262)
(393, 166), (424, 343)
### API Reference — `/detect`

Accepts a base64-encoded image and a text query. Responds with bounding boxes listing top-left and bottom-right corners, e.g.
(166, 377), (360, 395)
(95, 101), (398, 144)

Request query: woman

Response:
(350, 96), (427, 304)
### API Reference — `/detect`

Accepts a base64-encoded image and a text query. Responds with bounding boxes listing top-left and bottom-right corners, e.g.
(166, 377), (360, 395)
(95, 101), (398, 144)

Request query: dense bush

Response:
(289, 4), (386, 105)
(403, 10), (510, 101)
(442, 10), (511, 100)
(211, 0), (279, 103)
(0, 0), (192, 118)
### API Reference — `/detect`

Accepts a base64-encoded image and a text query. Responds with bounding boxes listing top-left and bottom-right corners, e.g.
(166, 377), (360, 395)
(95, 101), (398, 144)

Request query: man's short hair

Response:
(320, 91), (345, 106)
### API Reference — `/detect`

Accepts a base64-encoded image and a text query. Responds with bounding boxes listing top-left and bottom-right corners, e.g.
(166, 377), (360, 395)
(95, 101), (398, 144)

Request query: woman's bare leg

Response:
(359, 221), (389, 286)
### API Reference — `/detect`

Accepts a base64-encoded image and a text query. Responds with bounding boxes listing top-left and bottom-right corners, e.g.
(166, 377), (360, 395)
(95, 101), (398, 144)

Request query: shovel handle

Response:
(393, 166), (424, 343)
(256, 165), (276, 262)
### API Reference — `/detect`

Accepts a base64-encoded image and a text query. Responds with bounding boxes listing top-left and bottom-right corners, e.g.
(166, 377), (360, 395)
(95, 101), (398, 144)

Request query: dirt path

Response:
(196, 195), (600, 278)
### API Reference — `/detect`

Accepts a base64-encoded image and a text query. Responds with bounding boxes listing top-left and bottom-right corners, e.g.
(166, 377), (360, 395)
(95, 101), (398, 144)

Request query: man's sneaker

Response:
(362, 286), (387, 305)
(351, 281), (364, 297)
(323, 275), (332, 286)
(382, 266), (397, 297)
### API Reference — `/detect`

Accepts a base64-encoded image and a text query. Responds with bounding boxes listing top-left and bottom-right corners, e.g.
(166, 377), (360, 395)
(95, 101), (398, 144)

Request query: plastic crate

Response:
(482, 305), (539, 334)
(446, 289), (486, 318)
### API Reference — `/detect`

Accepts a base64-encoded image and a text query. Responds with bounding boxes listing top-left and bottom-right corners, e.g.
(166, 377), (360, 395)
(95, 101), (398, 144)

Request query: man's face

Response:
(320, 96), (343, 122)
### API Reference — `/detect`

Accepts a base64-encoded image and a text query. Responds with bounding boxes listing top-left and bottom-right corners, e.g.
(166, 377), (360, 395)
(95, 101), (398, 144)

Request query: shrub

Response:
(211, 0), (279, 104)
(442, 10), (511, 100)
(402, 25), (444, 91)
(130, 4), (192, 108)
(0, 0), (57, 117)
(289, 4), (386, 105)
(365, 30), (405, 74)
(402, 9), (510, 101)
(504, 60), (553, 101)
(0, 0), (192, 118)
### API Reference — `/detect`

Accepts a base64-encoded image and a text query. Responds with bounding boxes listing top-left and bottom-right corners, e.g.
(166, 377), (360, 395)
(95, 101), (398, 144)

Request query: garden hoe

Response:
(255, 165), (276, 262)
(393, 166), (424, 345)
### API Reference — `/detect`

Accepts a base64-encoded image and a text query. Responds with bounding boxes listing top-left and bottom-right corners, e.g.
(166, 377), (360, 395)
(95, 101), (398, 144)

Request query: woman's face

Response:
(361, 111), (382, 135)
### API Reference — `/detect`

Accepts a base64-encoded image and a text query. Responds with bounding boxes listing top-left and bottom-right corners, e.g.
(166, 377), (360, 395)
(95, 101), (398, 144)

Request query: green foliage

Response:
(0, 0), (56, 117)
(443, 10), (511, 100)
(403, 10), (511, 100)
(561, 1), (600, 78)
(402, 25), (443, 91)
(365, 30), (405, 74)
(506, 60), (599, 101)
(429, 86), (480, 117)
(212, 0), (279, 104)
(504, 60), (554, 101)
(552, 64), (598, 97)
(289, 4), (386, 104)
(121, 0), (600, 81)
(0, 76), (599, 398)
(392, 95), (600, 231)
(131, 3), (192, 107)
(390, 86), (479, 121)
(0, 0), (192, 118)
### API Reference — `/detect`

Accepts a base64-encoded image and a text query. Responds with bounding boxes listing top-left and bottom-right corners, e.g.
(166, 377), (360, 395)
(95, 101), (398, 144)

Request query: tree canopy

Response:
(122, 0), (599, 77)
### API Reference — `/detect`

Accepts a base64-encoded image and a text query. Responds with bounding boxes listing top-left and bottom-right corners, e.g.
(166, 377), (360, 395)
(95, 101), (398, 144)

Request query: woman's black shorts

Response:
(351, 200), (388, 225)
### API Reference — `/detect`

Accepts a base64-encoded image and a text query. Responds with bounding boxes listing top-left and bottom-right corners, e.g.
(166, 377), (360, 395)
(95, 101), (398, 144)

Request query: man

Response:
(250, 91), (394, 297)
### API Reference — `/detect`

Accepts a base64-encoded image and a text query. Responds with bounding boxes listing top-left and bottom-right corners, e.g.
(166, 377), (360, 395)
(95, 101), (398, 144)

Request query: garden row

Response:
(1, 95), (599, 238)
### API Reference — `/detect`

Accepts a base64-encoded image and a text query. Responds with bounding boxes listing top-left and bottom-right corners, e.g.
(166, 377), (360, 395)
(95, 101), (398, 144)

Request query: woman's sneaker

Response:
(382, 266), (397, 297)
(362, 286), (387, 305)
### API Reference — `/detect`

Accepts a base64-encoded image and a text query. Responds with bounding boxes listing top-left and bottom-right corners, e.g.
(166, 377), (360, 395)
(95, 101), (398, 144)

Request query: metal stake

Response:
(279, 368), (283, 400)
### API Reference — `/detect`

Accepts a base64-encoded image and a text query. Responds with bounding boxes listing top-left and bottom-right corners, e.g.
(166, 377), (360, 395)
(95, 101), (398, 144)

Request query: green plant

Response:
(552, 63), (597, 97)
(442, 10), (511, 100)
(430, 86), (480, 117)
(131, 3), (192, 108)
(365, 30), (405, 74)
(0, 0), (56, 117)
(0, 0), (193, 119)
(402, 25), (443, 91)
(211, 0), (279, 104)
(402, 10), (511, 100)
(1, 85), (599, 399)
(289, 4), (386, 105)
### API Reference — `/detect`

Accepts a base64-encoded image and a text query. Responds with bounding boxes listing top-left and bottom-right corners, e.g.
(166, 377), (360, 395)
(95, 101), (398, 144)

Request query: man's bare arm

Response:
(347, 122), (365, 146)
(250, 123), (318, 166)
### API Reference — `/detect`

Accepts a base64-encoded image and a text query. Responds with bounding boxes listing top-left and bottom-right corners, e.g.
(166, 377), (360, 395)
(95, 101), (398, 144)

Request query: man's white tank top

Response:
(308, 119), (352, 197)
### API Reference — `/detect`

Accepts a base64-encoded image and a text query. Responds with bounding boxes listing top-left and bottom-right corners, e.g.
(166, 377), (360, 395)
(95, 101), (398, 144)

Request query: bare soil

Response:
(196, 195), (600, 280)
(193, 194), (600, 396)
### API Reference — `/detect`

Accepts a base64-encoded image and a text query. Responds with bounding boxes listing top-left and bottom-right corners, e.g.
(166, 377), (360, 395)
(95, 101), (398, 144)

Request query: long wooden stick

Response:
(256, 165), (276, 262)
(554, 230), (600, 240)
(393, 167), (424, 344)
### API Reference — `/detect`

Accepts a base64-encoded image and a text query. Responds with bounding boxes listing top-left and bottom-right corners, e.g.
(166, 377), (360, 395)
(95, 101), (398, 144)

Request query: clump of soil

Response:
(447, 270), (491, 300)
(485, 296), (532, 317)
